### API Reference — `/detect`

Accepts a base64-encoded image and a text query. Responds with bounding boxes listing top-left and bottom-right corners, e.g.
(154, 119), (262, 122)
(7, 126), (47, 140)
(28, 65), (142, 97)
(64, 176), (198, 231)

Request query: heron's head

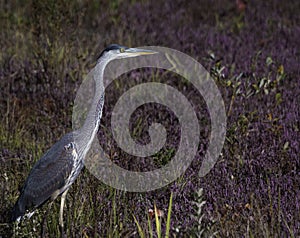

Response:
(97, 44), (157, 63)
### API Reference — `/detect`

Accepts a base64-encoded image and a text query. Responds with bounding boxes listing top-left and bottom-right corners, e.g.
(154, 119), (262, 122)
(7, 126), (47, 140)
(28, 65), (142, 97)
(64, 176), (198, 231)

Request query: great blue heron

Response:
(11, 44), (156, 229)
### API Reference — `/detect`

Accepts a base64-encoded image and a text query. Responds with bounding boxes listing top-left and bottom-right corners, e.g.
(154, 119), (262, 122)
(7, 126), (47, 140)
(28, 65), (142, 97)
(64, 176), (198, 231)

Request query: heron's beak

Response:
(124, 48), (157, 57)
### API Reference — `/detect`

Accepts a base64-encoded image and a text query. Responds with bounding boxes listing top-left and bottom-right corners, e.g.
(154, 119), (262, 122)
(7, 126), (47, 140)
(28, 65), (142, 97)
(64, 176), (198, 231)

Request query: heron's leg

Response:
(59, 188), (69, 229)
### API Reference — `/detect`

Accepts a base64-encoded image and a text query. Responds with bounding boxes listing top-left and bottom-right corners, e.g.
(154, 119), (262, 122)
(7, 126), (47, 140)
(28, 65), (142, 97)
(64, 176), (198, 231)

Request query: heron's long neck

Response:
(76, 61), (106, 155)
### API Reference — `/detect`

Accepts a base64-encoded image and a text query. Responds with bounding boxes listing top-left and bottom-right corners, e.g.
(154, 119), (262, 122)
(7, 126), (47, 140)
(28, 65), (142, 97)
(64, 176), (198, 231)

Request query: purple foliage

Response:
(1, 0), (299, 236)
(102, 0), (299, 235)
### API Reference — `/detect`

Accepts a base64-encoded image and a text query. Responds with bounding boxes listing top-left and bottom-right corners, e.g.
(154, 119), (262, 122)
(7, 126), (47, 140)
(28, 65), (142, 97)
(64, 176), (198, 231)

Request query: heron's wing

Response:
(21, 133), (75, 208)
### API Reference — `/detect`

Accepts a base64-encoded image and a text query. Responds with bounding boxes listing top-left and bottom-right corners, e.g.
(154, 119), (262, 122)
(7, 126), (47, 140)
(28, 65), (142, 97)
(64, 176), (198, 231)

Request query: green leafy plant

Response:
(133, 193), (173, 238)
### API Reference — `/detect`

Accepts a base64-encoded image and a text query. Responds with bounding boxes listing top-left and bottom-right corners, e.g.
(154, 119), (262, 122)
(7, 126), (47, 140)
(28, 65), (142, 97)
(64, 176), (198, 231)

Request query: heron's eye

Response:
(120, 48), (125, 53)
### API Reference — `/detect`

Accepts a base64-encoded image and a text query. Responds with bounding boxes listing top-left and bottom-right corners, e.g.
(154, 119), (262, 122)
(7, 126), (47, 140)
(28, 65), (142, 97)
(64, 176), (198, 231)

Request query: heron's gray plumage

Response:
(12, 133), (77, 221)
(11, 44), (157, 226)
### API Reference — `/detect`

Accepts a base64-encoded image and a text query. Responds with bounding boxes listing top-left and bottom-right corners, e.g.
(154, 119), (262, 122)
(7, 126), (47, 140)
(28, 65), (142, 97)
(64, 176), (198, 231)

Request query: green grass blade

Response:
(154, 204), (161, 238)
(132, 214), (145, 238)
(165, 193), (173, 238)
(147, 212), (153, 238)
